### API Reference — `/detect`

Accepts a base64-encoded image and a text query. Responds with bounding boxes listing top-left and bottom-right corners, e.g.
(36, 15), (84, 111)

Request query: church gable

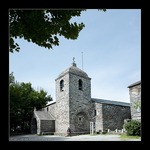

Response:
(31, 110), (55, 135)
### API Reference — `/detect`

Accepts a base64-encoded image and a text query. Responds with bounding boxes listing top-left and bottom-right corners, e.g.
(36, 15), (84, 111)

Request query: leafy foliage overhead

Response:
(9, 9), (106, 53)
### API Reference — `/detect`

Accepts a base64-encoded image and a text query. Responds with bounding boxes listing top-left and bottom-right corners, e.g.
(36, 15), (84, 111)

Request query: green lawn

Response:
(120, 133), (140, 140)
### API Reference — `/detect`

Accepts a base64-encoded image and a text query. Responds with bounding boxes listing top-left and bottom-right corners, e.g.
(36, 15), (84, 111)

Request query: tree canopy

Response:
(9, 72), (52, 134)
(9, 9), (106, 53)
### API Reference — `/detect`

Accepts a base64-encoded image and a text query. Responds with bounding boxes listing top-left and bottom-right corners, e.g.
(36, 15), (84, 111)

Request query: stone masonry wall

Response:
(102, 104), (131, 130)
(40, 120), (55, 133)
(31, 113), (39, 134)
(129, 84), (141, 120)
(47, 103), (56, 119)
(95, 103), (103, 132)
(55, 73), (70, 135)
(69, 73), (92, 133)
(30, 112), (41, 135)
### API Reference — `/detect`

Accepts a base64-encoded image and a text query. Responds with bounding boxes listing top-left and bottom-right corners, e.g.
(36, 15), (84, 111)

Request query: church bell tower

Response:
(55, 58), (92, 135)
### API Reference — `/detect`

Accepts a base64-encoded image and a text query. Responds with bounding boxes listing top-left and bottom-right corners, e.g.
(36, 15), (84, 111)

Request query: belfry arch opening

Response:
(79, 79), (83, 90)
(60, 80), (64, 91)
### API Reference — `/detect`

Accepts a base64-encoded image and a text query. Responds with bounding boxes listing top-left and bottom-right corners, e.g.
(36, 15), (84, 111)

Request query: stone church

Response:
(128, 81), (141, 121)
(31, 60), (131, 135)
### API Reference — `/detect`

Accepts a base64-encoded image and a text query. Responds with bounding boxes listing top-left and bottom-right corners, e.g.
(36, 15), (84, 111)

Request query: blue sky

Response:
(9, 9), (141, 103)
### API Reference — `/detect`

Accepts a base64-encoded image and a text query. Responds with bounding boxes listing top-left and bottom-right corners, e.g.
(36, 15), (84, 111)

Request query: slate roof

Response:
(91, 98), (130, 106)
(56, 63), (90, 80)
(35, 111), (55, 120)
(127, 81), (141, 88)
(46, 101), (56, 106)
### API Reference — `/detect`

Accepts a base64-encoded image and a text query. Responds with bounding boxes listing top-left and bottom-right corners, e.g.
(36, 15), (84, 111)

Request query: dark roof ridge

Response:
(91, 98), (130, 106)
(128, 81), (141, 88)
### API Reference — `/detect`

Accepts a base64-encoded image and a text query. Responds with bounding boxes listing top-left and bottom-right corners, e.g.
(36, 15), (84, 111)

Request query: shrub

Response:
(124, 119), (141, 136)
(102, 129), (108, 134)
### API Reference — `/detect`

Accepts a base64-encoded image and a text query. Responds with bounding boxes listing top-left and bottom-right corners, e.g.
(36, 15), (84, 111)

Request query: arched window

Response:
(60, 80), (64, 91)
(79, 79), (83, 90)
(94, 109), (96, 116)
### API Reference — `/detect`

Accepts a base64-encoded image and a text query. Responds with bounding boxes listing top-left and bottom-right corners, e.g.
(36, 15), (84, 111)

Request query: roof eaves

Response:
(127, 81), (141, 88)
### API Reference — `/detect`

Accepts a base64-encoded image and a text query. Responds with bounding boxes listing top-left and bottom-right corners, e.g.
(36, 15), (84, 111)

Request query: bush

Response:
(124, 119), (141, 136)
(102, 129), (108, 134)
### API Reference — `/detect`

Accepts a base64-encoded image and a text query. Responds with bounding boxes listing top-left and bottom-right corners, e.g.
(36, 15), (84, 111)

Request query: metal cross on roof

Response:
(73, 57), (75, 63)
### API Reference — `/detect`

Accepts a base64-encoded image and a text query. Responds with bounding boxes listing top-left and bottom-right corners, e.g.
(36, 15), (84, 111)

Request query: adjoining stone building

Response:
(128, 81), (141, 121)
(31, 60), (131, 135)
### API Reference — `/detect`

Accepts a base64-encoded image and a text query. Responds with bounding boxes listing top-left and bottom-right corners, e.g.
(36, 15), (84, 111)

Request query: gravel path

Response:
(9, 134), (141, 141)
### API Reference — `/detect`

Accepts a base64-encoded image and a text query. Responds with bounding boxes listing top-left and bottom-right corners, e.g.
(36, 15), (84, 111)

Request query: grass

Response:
(120, 133), (140, 140)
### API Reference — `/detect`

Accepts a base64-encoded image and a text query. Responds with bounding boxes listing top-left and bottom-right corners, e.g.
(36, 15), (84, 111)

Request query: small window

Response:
(78, 116), (84, 123)
(79, 79), (83, 90)
(60, 80), (64, 91)
(47, 107), (49, 111)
